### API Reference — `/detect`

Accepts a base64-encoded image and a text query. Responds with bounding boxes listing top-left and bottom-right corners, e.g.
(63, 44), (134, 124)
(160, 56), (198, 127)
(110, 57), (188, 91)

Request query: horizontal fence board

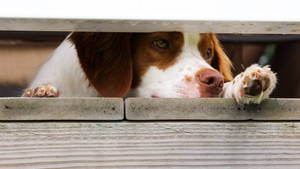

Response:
(0, 98), (123, 120)
(126, 98), (300, 121)
(0, 122), (299, 168)
(0, 19), (299, 34)
(1, 98), (300, 121)
(0, 0), (300, 33)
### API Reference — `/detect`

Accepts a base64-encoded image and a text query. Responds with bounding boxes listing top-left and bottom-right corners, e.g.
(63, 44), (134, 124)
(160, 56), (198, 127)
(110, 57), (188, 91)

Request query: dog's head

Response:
(70, 32), (233, 98)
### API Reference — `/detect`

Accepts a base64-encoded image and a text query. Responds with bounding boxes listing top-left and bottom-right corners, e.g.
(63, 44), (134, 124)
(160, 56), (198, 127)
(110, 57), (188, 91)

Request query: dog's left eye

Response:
(153, 39), (169, 49)
(206, 48), (212, 59)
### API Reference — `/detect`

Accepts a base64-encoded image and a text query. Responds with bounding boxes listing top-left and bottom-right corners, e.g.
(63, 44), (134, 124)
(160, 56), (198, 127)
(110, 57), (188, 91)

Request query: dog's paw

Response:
(23, 84), (59, 97)
(232, 64), (277, 104)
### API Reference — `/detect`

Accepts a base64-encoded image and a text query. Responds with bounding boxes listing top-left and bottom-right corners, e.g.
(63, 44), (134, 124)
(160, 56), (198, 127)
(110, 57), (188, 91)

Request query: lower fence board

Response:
(0, 98), (123, 120)
(0, 122), (299, 168)
(126, 98), (300, 120)
(0, 98), (300, 121)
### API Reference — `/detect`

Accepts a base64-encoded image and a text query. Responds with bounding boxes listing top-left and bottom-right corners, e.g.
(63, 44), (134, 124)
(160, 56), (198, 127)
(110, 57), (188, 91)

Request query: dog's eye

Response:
(206, 48), (212, 59)
(153, 39), (169, 49)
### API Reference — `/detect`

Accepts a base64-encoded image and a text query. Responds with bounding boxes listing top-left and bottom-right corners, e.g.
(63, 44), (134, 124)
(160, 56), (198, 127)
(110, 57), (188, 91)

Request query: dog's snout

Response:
(197, 69), (224, 88)
(196, 69), (224, 97)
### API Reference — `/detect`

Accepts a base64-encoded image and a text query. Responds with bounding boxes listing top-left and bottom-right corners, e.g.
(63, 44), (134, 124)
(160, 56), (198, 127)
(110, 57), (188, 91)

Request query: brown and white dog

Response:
(23, 32), (276, 104)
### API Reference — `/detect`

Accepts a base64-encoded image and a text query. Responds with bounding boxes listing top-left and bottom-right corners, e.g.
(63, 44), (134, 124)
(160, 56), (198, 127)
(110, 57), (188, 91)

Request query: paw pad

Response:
(244, 79), (263, 96)
(242, 67), (272, 97)
(230, 64), (276, 104)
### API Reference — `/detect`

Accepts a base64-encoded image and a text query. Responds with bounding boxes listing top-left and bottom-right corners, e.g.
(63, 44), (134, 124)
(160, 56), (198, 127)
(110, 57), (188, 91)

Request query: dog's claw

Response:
(23, 84), (59, 97)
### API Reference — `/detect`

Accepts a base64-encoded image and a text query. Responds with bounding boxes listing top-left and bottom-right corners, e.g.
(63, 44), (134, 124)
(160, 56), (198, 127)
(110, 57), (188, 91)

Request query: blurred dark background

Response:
(0, 31), (299, 98)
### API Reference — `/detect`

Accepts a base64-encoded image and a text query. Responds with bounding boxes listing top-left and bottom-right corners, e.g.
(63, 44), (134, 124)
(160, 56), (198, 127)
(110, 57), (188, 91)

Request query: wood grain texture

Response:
(0, 98), (123, 120)
(1, 98), (300, 121)
(0, 122), (299, 168)
(0, 18), (299, 34)
(126, 98), (300, 120)
(0, 0), (300, 33)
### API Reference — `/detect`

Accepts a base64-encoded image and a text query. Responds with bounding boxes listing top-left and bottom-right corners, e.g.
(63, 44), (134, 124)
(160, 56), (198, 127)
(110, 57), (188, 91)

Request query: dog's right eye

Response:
(206, 48), (212, 59)
(153, 39), (169, 49)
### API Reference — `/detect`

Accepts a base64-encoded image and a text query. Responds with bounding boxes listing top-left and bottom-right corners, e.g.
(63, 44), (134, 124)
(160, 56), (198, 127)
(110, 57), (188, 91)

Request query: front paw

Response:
(23, 84), (59, 97)
(233, 64), (277, 104)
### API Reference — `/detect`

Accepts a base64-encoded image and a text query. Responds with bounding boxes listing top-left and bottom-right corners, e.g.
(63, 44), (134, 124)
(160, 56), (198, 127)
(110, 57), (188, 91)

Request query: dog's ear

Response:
(69, 32), (133, 97)
(211, 34), (233, 82)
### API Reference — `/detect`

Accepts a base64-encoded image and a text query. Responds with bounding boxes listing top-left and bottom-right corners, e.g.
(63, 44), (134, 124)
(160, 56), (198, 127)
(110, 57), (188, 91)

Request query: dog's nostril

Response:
(198, 74), (223, 87)
(218, 80), (224, 88)
(206, 77), (215, 85)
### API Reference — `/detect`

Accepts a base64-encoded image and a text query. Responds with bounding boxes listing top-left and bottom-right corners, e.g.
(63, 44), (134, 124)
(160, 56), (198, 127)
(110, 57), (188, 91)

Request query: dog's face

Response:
(129, 32), (232, 98)
(70, 32), (233, 98)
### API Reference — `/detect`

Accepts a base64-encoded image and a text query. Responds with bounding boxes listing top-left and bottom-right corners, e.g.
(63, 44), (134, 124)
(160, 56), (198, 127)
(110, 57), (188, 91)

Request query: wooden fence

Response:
(0, 0), (300, 168)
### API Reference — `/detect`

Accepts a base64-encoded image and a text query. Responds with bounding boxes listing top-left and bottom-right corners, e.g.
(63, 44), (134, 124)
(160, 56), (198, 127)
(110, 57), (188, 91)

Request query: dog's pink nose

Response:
(198, 69), (224, 88)
(196, 69), (224, 97)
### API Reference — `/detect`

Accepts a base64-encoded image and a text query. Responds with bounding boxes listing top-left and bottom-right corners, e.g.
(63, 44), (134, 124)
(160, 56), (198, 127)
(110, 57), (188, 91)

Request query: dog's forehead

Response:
(183, 33), (201, 47)
(181, 33), (211, 55)
(177, 33), (214, 70)
(180, 33), (207, 59)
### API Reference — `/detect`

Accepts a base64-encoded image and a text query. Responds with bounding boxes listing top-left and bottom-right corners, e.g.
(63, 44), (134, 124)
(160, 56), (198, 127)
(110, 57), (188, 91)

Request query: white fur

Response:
(29, 38), (99, 97)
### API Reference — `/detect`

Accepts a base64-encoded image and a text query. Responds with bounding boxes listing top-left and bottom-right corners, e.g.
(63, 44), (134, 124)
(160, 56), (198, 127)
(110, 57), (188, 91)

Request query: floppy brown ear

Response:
(211, 34), (233, 82)
(69, 32), (133, 97)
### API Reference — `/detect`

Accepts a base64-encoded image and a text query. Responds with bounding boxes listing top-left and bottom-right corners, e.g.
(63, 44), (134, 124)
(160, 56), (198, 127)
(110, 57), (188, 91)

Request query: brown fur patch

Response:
(184, 75), (192, 83)
(198, 34), (215, 64)
(211, 34), (233, 82)
(131, 32), (184, 88)
(69, 32), (133, 97)
(199, 34), (233, 82)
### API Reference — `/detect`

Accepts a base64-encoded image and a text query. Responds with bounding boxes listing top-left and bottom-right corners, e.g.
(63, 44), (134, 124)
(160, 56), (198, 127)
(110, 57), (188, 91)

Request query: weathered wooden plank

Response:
(1, 98), (300, 121)
(0, 98), (123, 120)
(0, 0), (299, 33)
(126, 98), (300, 120)
(0, 122), (299, 168)
(0, 18), (299, 34)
